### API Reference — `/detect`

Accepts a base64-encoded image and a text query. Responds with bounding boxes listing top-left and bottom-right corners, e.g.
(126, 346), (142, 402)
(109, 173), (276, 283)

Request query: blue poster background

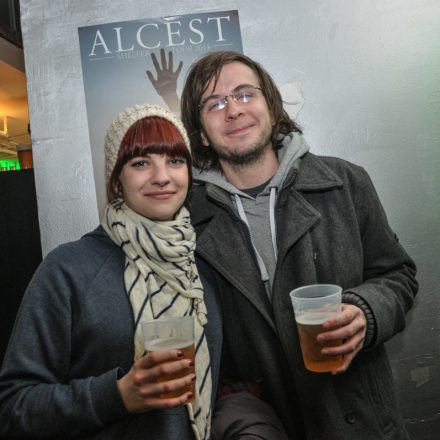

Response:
(78, 10), (243, 213)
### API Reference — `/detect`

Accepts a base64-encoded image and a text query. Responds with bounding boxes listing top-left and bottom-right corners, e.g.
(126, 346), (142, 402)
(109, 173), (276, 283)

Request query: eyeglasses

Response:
(199, 85), (262, 114)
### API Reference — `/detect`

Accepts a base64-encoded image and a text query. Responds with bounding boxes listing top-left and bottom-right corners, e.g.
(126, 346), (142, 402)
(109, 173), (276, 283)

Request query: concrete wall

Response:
(20, 0), (440, 437)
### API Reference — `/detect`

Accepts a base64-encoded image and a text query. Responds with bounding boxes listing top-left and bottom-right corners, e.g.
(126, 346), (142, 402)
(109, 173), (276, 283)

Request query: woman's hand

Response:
(317, 304), (367, 375)
(117, 349), (195, 413)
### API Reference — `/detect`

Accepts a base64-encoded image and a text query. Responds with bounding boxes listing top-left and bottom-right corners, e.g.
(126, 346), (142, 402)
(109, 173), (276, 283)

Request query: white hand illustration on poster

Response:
(146, 49), (183, 115)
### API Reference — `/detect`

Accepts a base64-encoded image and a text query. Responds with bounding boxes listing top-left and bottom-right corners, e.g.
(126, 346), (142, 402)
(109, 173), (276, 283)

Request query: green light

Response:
(0, 157), (21, 171)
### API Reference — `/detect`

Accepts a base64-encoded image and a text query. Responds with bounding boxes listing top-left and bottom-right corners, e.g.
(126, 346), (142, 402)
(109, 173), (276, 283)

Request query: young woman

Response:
(0, 104), (221, 440)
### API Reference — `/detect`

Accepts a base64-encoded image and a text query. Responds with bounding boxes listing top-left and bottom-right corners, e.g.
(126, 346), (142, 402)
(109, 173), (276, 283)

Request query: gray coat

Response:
(0, 227), (222, 439)
(189, 152), (418, 440)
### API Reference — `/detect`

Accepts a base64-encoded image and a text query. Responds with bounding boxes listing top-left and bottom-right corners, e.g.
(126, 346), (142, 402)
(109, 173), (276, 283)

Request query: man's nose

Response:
(224, 96), (243, 119)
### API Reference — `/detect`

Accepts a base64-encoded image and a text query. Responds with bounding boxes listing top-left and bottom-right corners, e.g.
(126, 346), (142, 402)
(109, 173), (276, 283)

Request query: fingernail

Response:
(188, 361), (194, 367)
(186, 392), (193, 401)
(191, 374), (196, 382)
(177, 351), (184, 357)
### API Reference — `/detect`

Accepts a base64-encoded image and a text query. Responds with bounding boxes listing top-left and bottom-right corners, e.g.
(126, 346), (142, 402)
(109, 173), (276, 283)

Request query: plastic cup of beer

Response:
(141, 316), (195, 400)
(290, 284), (343, 373)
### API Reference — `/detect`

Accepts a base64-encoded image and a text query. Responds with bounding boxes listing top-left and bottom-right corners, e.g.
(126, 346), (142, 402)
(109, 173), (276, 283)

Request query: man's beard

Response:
(209, 127), (273, 168)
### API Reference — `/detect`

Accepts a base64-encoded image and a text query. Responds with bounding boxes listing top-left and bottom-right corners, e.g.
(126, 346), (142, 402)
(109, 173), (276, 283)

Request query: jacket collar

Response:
(189, 182), (230, 227)
(189, 152), (344, 330)
(292, 153), (343, 191)
(189, 152), (343, 227)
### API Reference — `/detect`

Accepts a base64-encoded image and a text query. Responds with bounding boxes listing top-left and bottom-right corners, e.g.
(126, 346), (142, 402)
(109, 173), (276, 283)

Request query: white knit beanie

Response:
(104, 104), (191, 182)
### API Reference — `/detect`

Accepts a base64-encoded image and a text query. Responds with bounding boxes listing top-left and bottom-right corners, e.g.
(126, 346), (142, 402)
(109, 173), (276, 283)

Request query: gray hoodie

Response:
(193, 132), (310, 295)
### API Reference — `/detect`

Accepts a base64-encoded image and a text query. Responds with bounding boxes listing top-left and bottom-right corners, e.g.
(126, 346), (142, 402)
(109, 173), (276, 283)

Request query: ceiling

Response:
(0, 43), (31, 160)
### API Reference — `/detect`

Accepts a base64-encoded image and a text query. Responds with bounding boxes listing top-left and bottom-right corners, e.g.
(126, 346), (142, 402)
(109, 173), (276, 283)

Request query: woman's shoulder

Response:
(42, 226), (123, 282)
(48, 226), (115, 258)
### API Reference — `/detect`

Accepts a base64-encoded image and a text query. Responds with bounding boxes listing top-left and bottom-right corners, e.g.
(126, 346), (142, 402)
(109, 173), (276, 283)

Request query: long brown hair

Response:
(107, 116), (192, 201)
(181, 51), (302, 171)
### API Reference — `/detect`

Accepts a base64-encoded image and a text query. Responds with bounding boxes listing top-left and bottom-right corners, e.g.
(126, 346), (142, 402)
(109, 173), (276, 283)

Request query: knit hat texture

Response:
(104, 104), (190, 182)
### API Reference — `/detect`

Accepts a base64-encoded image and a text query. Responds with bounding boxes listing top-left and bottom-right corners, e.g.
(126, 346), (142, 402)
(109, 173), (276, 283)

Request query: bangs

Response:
(123, 141), (189, 162)
(119, 116), (189, 162)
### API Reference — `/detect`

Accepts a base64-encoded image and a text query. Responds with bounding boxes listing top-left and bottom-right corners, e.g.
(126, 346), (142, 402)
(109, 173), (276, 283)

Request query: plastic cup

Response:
(141, 316), (195, 400)
(290, 284), (343, 373)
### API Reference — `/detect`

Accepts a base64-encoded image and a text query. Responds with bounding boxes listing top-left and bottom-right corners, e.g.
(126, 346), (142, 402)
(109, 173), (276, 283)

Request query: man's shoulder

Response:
(190, 180), (208, 197)
(304, 152), (365, 173)
(299, 152), (370, 186)
(295, 153), (381, 211)
(188, 182), (222, 225)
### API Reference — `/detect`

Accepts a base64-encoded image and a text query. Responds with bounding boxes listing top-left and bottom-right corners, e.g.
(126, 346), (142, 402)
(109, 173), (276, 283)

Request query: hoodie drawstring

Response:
(269, 187), (278, 261)
(234, 191), (278, 283)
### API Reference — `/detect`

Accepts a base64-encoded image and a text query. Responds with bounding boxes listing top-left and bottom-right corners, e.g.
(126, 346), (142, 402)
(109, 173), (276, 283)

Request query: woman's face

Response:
(118, 153), (189, 221)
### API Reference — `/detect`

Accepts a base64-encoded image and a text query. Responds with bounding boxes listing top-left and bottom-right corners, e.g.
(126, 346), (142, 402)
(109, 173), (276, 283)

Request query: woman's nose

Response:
(151, 164), (170, 185)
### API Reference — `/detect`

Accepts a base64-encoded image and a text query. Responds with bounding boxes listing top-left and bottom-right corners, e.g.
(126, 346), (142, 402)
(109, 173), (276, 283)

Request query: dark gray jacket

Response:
(0, 227), (222, 439)
(189, 152), (418, 440)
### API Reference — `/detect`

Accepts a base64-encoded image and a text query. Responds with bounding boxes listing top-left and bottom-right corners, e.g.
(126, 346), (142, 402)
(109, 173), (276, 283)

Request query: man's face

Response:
(199, 62), (274, 168)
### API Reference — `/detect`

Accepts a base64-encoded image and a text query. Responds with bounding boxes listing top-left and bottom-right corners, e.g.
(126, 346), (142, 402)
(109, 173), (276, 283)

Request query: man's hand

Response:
(117, 349), (195, 413)
(317, 304), (367, 375)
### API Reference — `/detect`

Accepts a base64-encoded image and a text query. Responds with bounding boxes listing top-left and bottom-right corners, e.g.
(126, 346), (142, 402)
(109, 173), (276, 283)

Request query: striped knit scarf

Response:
(102, 199), (212, 440)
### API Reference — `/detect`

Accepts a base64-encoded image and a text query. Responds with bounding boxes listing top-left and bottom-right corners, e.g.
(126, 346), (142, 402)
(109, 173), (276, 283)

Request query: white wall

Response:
(20, 0), (440, 436)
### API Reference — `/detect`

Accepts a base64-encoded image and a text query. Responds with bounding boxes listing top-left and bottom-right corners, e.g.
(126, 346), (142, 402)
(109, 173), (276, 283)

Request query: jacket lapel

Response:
(276, 153), (343, 261)
(191, 185), (276, 331)
(275, 189), (321, 264)
(190, 153), (344, 331)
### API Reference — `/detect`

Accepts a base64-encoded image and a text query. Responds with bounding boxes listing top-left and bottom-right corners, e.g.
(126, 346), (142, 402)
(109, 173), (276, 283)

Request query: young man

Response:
(181, 51), (418, 440)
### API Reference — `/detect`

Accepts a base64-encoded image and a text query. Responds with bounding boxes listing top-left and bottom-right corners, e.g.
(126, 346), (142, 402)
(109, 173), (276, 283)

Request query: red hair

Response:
(107, 116), (192, 201)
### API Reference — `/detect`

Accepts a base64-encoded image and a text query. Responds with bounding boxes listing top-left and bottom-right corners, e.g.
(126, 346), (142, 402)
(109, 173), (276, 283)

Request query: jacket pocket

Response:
(361, 349), (402, 438)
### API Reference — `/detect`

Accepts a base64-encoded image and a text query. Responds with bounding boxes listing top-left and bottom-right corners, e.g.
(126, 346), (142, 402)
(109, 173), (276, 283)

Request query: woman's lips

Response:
(145, 191), (175, 199)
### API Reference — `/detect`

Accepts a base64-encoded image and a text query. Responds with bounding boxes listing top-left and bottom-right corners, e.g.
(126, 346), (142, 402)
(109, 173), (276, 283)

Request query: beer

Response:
(145, 337), (195, 400)
(296, 315), (343, 373)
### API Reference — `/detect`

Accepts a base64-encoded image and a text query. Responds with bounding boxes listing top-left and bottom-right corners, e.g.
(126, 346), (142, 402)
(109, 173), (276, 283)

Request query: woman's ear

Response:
(201, 131), (209, 147)
(115, 179), (123, 196)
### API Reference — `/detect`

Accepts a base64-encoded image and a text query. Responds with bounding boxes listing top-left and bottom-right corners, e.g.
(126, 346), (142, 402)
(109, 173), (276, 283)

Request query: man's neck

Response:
(220, 148), (279, 190)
